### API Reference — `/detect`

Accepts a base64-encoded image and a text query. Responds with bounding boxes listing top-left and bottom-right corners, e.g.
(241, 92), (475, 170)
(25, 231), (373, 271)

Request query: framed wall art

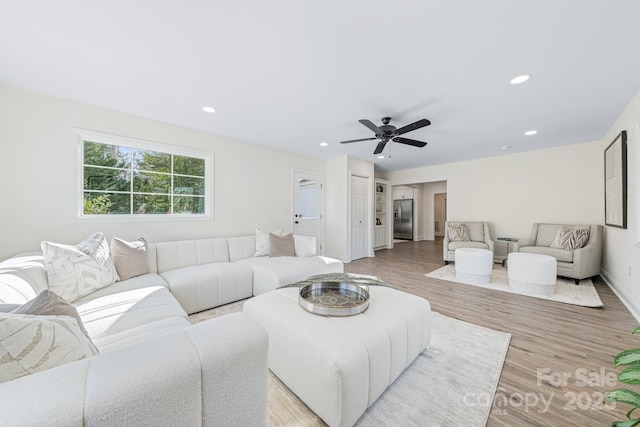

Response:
(604, 130), (627, 228)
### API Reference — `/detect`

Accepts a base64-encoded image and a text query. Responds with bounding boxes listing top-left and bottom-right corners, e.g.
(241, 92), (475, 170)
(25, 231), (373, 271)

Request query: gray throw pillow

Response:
(11, 290), (97, 354)
(110, 237), (150, 281)
(269, 233), (295, 257)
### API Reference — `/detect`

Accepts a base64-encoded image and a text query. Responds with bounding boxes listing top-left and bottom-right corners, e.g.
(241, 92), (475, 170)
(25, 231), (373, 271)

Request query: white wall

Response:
(0, 85), (324, 260)
(599, 89), (640, 319)
(322, 156), (375, 262)
(323, 156), (349, 261)
(382, 141), (603, 241)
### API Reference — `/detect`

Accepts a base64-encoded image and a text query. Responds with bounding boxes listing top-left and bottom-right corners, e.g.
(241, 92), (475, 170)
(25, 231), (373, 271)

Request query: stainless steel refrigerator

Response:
(393, 199), (413, 240)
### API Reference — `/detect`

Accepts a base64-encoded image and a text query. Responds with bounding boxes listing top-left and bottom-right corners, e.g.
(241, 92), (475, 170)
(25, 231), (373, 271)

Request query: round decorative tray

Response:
(298, 281), (370, 317)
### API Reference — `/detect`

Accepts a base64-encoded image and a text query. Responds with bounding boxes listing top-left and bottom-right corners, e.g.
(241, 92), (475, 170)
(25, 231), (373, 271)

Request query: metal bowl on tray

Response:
(298, 281), (370, 316)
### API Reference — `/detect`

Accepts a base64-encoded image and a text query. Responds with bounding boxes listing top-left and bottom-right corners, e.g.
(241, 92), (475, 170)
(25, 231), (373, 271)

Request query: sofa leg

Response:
(444, 260), (449, 265)
(574, 279), (580, 285)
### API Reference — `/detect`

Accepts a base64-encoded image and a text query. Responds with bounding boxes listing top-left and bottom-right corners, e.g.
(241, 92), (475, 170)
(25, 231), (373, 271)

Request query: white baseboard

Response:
(600, 268), (640, 323)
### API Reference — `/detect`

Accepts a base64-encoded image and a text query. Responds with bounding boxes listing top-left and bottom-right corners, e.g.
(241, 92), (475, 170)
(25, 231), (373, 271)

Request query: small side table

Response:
(496, 237), (518, 267)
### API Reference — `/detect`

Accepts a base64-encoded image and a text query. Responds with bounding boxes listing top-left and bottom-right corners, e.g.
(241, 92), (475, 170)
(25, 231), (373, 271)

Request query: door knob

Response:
(295, 221), (299, 224)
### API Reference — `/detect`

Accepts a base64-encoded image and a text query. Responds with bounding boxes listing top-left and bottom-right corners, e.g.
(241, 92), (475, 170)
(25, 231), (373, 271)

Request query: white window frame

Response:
(75, 128), (214, 222)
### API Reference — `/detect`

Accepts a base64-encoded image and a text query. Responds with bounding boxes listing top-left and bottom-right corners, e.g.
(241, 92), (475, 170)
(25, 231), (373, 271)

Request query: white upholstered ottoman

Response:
(508, 252), (557, 295)
(243, 286), (431, 427)
(454, 248), (493, 284)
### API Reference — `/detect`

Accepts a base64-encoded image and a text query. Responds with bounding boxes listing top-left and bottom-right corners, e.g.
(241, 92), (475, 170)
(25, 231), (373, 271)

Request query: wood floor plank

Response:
(345, 239), (639, 426)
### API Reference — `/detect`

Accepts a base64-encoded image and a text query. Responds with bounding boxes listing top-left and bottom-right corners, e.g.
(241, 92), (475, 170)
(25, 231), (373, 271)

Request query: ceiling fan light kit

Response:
(340, 116), (431, 155)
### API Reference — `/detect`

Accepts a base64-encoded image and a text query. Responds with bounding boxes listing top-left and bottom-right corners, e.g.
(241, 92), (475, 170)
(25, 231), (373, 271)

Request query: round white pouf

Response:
(508, 252), (557, 295)
(455, 248), (493, 284)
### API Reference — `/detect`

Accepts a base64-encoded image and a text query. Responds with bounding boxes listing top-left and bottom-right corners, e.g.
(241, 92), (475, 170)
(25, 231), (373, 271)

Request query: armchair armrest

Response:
(442, 222), (451, 260)
(0, 313), (269, 427)
(513, 224), (539, 251)
(572, 225), (603, 278)
(482, 222), (495, 254)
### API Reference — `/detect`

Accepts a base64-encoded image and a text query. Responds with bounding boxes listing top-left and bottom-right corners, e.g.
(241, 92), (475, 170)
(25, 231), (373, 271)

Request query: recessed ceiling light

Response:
(510, 74), (531, 85)
(319, 142), (328, 147)
(500, 145), (512, 150)
(377, 155), (385, 159)
(524, 130), (537, 136)
(202, 106), (216, 113)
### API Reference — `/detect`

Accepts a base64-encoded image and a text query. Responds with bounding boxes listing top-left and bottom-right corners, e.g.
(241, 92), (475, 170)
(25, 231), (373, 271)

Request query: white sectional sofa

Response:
(0, 233), (343, 425)
(155, 234), (343, 314)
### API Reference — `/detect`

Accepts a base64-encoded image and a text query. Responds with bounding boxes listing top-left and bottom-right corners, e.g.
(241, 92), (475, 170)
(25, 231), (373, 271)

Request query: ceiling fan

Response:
(340, 116), (431, 155)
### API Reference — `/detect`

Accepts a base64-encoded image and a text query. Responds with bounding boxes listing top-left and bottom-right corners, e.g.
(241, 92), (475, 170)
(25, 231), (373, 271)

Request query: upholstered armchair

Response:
(512, 223), (603, 284)
(443, 221), (494, 263)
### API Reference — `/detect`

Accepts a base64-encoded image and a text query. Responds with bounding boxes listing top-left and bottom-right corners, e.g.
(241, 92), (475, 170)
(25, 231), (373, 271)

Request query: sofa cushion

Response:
(0, 254), (50, 304)
(465, 223), (485, 242)
(0, 312), (97, 383)
(75, 286), (187, 340)
(535, 224), (564, 247)
(41, 232), (119, 302)
(110, 237), (150, 281)
(448, 241), (489, 251)
(160, 263), (253, 314)
(519, 246), (574, 263)
(93, 317), (190, 353)
(237, 256), (344, 296)
(228, 236), (257, 261)
(550, 227), (590, 250)
(155, 238), (231, 273)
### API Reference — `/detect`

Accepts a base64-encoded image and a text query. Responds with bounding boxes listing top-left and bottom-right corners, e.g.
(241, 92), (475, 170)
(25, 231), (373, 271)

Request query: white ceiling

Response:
(2, 1), (640, 173)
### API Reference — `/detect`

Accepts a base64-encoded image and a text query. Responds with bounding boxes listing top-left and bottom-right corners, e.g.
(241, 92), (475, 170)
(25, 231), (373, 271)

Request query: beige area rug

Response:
(190, 299), (511, 427)
(425, 264), (603, 307)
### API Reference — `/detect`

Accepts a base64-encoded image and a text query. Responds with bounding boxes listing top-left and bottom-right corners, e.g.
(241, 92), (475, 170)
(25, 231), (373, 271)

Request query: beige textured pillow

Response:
(0, 312), (98, 383)
(110, 237), (150, 281)
(447, 224), (471, 242)
(11, 290), (97, 354)
(551, 227), (590, 250)
(41, 232), (119, 302)
(254, 228), (282, 257)
(269, 233), (295, 257)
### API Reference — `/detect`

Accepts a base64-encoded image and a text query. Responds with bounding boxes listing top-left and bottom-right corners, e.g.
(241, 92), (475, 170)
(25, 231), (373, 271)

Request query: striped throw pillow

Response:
(0, 312), (97, 383)
(41, 232), (119, 302)
(550, 227), (590, 250)
(447, 224), (471, 242)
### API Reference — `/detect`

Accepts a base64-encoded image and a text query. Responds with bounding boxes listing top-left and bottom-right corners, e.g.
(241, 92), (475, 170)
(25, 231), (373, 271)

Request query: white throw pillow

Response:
(41, 232), (119, 302)
(254, 228), (282, 257)
(0, 312), (98, 383)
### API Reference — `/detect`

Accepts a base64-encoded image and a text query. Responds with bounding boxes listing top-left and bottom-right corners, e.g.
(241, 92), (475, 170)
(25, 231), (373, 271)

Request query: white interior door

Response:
(293, 170), (323, 254)
(350, 175), (369, 261)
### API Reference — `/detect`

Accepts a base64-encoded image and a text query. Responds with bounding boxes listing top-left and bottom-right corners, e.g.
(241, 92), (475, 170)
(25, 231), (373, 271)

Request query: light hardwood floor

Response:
(345, 239), (639, 427)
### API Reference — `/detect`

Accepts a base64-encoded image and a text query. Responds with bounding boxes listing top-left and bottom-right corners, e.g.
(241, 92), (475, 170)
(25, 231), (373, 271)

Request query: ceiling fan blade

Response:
(393, 137), (427, 147)
(395, 118), (431, 136)
(359, 119), (382, 133)
(373, 140), (388, 155)
(340, 137), (378, 144)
